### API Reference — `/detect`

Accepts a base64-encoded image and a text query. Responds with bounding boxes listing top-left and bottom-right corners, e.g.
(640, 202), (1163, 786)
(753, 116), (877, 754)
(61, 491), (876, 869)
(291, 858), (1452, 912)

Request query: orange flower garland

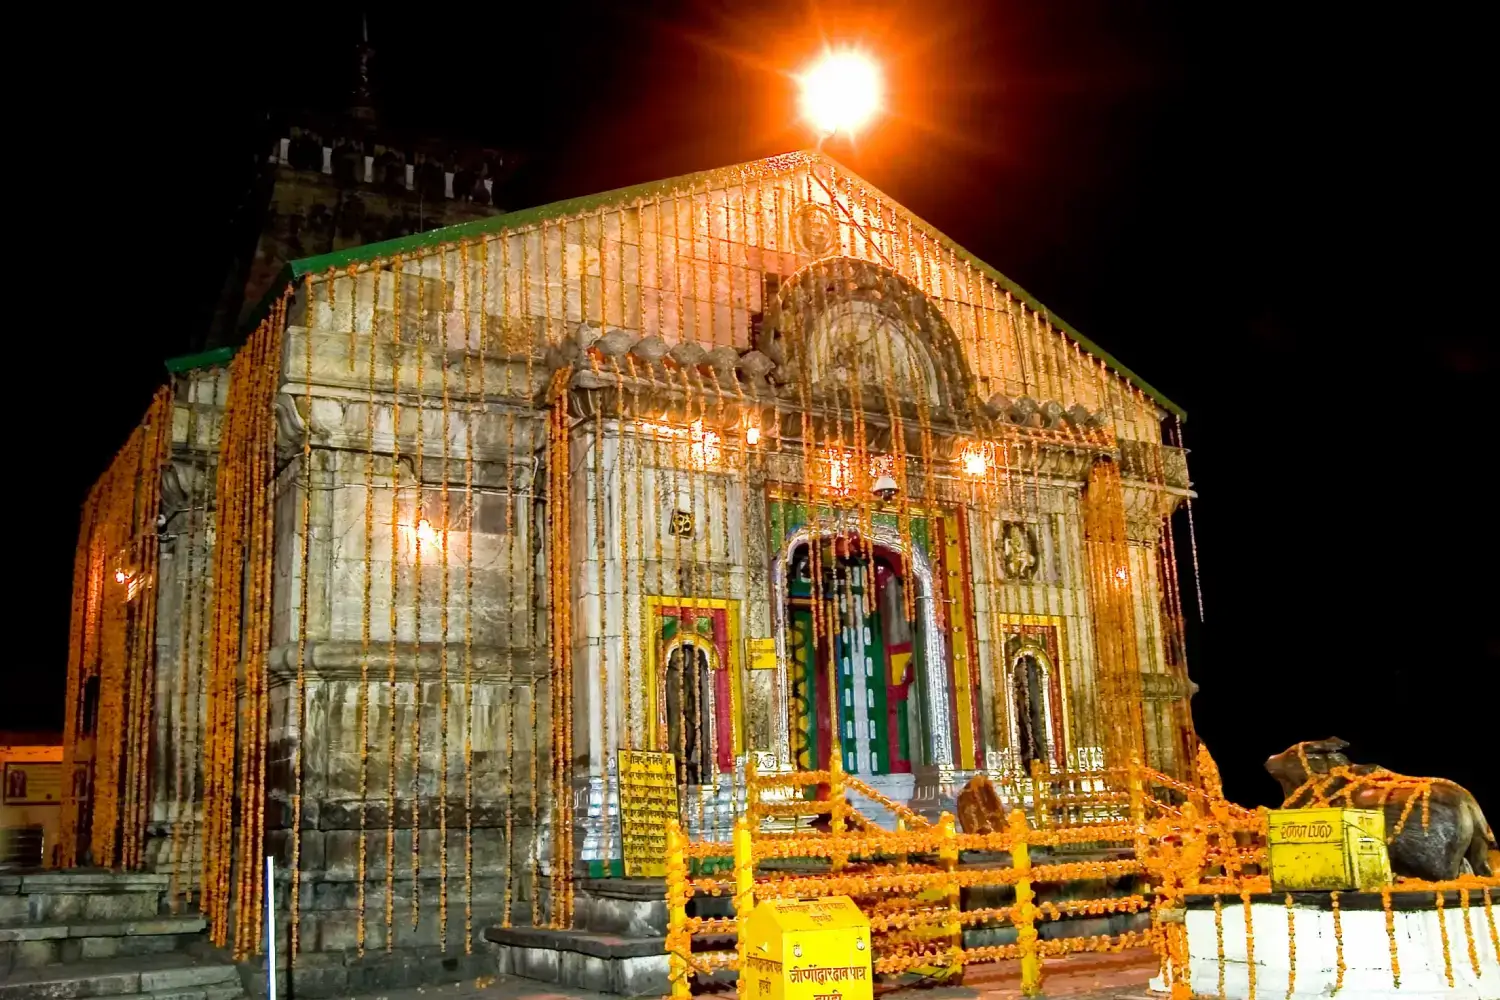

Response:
(1329, 891), (1344, 995)
(1435, 889), (1453, 988)
(1381, 886), (1401, 989)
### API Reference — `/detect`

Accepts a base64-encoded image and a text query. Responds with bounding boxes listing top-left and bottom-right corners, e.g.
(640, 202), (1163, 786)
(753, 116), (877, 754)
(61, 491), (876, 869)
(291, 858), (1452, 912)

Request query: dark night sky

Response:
(14, 3), (1494, 808)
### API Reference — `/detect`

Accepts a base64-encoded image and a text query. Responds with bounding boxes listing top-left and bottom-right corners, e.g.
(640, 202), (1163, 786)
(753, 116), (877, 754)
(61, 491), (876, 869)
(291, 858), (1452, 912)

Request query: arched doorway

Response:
(784, 539), (915, 777)
(661, 638), (716, 787)
(1004, 643), (1061, 771)
(770, 516), (953, 775)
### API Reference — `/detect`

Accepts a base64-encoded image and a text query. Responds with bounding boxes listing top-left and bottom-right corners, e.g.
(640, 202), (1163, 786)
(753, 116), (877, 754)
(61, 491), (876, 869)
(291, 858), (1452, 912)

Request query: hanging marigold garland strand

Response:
(385, 258), (404, 950)
(1241, 890), (1256, 1000)
(168, 378), (202, 908)
(1283, 894), (1296, 1000)
(1484, 888), (1498, 967)
(1329, 891), (1344, 995)
(411, 254), (428, 932)
(1381, 886), (1401, 989)
(358, 263), (376, 956)
(437, 248), (453, 949)
(1459, 888), (1480, 978)
(1435, 889), (1454, 989)
(289, 274), (316, 961)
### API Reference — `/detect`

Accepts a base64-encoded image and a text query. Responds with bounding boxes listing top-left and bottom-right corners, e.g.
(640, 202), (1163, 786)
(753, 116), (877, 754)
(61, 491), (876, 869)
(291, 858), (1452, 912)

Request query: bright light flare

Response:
(799, 49), (882, 137)
(961, 445), (988, 478)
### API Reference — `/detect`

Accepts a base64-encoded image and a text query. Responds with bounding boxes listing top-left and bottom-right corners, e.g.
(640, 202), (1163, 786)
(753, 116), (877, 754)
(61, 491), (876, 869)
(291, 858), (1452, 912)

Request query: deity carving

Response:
(1001, 522), (1038, 580)
(810, 300), (938, 404)
(794, 203), (837, 256)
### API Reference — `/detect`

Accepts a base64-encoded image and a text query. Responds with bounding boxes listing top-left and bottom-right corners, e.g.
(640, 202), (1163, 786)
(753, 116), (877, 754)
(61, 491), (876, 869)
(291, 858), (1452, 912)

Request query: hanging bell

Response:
(872, 473), (898, 500)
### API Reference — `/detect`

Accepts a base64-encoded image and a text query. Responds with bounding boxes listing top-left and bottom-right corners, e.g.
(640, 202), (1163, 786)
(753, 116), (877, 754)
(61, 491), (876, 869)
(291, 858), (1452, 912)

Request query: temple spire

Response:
(347, 12), (377, 131)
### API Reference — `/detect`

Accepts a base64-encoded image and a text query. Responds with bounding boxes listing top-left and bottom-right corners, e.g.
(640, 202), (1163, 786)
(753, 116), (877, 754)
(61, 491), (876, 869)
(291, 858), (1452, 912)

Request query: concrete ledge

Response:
(484, 925), (665, 959)
(18, 870), (171, 894)
(577, 878), (666, 901)
(0, 915), (206, 942)
(0, 953), (239, 1000)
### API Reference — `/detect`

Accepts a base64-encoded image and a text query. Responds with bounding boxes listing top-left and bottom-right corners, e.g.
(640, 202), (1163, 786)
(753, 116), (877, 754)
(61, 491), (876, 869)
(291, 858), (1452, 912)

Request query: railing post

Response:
(744, 752), (759, 829)
(733, 816), (754, 1000)
(1008, 809), (1042, 997)
(938, 811), (964, 977)
(1030, 758), (1050, 830)
(1128, 757), (1148, 859)
(666, 819), (691, 1000)
(828, 744), (846, 835)
(828, 748), (848, 872)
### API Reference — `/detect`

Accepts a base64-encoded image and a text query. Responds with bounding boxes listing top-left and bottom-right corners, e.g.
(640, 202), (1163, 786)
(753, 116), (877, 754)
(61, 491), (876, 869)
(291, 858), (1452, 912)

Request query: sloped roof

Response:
(232, 150), (1184, 419)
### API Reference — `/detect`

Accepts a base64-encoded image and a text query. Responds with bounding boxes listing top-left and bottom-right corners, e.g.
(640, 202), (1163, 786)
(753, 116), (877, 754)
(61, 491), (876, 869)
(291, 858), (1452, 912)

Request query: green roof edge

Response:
(274, 150), (1185, 420)
(164, 345), (237, 373)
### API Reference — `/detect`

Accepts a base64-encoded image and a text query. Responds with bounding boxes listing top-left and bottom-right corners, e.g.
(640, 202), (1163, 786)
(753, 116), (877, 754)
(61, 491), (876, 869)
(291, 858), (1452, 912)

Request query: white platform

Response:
(1161, 897), (1500, 999)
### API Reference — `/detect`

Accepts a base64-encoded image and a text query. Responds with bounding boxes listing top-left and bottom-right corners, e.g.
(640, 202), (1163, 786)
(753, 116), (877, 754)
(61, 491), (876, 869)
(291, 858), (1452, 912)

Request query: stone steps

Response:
(485, 925), (667, 998)
(0, 914), (209, 967)
(0, 952), (243, 1000)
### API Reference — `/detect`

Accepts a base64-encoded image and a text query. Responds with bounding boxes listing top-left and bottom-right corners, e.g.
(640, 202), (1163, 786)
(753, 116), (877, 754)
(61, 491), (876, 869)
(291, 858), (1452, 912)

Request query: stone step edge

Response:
(485, 924), (666, 960)
(0, 914), (207, 942)
(139, 988), (245, 1000)
(5, 871), (172, 894)
(0, 954), (239, 991)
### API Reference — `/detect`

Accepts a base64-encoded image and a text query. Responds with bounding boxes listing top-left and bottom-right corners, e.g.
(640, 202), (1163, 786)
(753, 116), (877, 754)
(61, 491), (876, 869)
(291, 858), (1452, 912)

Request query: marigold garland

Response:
(1435, 889), (1454, 988)
(355, 262), (375, 956)
(1459, 888), (1480, 978)
(1382, 886), (1401, 988)
(411, 255), (427, 933)
(1241, 890), (1256, 1000)
(1329, 891), (1344, 995)
(1283, 894), (1295, 1000)
(385, 258), (404, 950)
(1487, 888), (1499, 969)
(1213, 894), (1225, 999)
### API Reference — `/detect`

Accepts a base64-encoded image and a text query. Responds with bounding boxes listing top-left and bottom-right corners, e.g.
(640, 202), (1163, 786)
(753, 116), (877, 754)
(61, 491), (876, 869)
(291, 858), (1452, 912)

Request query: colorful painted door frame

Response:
(770, 510), (954, 774)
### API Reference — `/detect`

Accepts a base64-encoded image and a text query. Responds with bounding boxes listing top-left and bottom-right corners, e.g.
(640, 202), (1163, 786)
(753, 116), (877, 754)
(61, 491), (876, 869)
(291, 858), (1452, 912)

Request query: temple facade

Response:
(59, 150), (1196, 988)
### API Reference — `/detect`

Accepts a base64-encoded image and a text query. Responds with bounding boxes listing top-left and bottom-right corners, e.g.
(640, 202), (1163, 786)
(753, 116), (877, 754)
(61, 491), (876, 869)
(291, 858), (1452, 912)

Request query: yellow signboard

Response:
(2, 762), (62, 805)
(749, 637), (778, 670)
(1267, 807), (1391, 891)
(743, 896), (873, 1000)
(618, 750), (679, 877)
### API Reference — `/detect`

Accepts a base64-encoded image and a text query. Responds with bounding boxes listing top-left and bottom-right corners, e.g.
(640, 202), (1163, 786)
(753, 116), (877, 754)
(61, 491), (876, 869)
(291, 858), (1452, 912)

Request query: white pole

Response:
(265, 856), (277, 1000)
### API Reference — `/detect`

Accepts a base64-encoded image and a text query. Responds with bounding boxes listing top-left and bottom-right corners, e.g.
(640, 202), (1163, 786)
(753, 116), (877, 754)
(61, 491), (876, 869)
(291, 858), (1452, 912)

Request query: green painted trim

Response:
(164, 346), (236, 373)
(275, 150), (1185, 419)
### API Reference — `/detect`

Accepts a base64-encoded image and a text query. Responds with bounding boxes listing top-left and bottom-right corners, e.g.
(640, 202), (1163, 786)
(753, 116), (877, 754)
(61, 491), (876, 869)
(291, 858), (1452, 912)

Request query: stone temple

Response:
(53, 146), (1198, 994)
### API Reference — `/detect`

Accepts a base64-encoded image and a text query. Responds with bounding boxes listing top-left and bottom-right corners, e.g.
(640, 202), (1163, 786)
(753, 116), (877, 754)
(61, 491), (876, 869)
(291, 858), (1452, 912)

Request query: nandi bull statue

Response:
(1265, 737), (1496, 881)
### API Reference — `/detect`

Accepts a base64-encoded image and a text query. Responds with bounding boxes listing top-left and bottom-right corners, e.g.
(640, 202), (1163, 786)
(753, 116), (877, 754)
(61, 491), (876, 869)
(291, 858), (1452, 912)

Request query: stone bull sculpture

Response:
(1265, 738), (1496, 881)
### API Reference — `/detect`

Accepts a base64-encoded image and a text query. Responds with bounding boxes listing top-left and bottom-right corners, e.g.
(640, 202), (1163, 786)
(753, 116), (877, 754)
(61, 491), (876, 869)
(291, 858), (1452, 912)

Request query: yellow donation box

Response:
(742, 896), (873, 1000)
(1267, 807), (1392, 891)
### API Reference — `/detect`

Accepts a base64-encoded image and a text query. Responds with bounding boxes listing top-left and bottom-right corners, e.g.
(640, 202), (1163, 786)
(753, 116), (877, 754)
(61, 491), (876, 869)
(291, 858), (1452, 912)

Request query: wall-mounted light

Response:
(745, 424), (761, 446)
(401, 515), (447, 555)
(869, 453), (898, 500)
(961, 443), (989, 478)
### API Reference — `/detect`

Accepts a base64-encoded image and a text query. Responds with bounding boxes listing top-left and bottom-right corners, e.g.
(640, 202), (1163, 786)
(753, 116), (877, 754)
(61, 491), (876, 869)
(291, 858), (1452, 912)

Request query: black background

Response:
(12, 3), (1493, 811)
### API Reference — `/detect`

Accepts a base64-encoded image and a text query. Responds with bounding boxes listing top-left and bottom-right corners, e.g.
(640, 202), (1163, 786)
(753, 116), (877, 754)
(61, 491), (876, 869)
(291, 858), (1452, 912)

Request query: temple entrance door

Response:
(1011, 651), (1050, 768)
(1005, 643), (1060, 771)
(662, 641), (716, 785)
(647, 598), (743, 840)
(787, 540), (915, 778)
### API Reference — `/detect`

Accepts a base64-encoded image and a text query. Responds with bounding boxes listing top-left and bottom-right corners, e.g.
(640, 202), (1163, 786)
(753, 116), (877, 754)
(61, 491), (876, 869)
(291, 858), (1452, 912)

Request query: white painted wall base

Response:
(1166, 899), (1499, 999)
